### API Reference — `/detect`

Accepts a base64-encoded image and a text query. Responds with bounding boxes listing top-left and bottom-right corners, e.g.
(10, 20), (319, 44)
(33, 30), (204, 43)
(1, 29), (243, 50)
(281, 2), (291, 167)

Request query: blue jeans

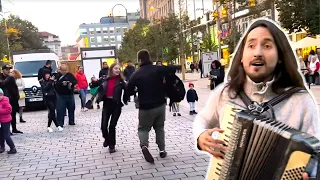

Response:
(79, 89), (87, 108)
(189, 102), (195, 111)
(56, 94), (75, 127)
(0, 122), (15, 149)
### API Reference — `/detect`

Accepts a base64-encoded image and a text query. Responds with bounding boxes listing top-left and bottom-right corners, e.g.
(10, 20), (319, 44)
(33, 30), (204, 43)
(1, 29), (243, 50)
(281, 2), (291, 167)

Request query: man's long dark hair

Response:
(226, 19), (305, 98)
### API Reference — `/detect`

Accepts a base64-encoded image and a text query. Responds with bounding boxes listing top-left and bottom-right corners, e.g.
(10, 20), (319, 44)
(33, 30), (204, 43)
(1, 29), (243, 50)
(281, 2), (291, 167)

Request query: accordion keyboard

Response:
(207, 103), (240, 180)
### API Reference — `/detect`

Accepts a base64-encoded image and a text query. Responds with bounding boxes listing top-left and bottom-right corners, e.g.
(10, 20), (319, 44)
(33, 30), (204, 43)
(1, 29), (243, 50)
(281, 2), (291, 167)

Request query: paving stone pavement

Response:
(0, 79), (212, 180)
(1, 74), (320, 180)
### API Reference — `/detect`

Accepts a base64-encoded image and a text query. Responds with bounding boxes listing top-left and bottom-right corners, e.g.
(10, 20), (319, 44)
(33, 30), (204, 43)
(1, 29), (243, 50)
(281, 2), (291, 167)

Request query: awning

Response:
(294, 37), (320, 49)
(69, 53), (80, 60)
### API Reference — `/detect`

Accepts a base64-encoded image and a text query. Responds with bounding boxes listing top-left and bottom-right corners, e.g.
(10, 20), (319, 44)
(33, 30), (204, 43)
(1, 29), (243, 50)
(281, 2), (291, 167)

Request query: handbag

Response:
(19, 92), (26, 99)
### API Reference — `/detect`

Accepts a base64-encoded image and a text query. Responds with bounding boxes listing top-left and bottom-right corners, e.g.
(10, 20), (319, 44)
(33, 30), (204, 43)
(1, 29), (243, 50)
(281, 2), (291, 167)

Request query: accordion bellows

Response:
(208, 103), (320, 180)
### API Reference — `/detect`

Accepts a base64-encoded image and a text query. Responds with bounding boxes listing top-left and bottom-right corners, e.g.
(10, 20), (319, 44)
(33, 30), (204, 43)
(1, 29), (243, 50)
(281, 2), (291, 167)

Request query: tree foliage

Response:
(117, 13), (197, 64)
(201, 33), (218, 52)
(276, 0), (320, 35)
(0, 15), (46, 60)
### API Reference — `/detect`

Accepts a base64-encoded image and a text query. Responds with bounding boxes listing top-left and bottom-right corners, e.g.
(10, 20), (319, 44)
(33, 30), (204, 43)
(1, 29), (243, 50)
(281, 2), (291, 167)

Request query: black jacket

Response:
(40, 79), (56, 97)
(92, 76), (128, 106)
(54, 72), (78, 95)
(38, 66), (52, 80)
(0, 73), (19, 102)
(123, 65), (135, 81)
(126, 62), (175, 110)
(99, 68), (109, 78)
(186, 89), (198, 102)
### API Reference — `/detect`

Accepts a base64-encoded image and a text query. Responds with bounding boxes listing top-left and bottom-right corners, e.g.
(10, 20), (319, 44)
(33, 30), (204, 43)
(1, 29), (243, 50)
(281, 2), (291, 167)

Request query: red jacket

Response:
(75, 72), (88, 89)
(0, 96), (12, 123)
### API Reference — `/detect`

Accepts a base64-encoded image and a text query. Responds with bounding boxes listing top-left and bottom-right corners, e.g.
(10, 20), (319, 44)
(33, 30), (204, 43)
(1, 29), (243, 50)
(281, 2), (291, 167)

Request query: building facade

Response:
(40, 31), (62, 58)
(140, 0), (175, 21)
(76, 12), (140, 50)
(61, 45), (79, 60)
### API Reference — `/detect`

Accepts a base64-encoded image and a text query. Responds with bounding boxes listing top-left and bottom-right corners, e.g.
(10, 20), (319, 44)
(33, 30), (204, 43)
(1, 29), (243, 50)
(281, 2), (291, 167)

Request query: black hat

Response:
(2, 64), (13, 70)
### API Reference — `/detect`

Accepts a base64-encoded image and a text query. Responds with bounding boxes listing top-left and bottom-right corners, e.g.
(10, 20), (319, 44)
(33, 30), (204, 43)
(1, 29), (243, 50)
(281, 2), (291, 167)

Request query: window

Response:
(97, 36), (102, 43)
(116, 27), (121, 33)
(104, 44), (110, 47)
(110, 36), (115, 42)
(116, 35), (122, 42)
(117, 44), (121, 49)
(90, 37), (96, 43)
(111, 44), (116, 47)
(89, 28), (95, 35)
(123, 27), (128, 32)
(103, 36), (109, 42)
(109, 27), (114, 34)
(91, 45), (96, 47)
(103, 27), (108, 33)
(96, 28), (101, 33)
(79, 29), (87, 35)
(14, 60), (57, 77)
(98, 45), (103, 47)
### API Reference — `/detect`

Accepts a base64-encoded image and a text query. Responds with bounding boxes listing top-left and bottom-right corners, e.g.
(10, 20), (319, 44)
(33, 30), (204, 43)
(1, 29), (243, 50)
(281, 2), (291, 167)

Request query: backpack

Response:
(238, 87), (305, 120)
(164, 74), (186, 103)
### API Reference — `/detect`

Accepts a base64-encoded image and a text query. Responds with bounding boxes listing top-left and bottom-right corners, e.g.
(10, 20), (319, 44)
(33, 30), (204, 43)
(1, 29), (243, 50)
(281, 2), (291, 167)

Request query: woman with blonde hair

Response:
(10, 69), (26, 123)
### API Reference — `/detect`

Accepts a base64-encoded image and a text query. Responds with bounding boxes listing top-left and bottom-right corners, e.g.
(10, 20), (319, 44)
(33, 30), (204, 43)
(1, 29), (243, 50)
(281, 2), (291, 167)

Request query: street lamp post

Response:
(0, 11), (11, 63)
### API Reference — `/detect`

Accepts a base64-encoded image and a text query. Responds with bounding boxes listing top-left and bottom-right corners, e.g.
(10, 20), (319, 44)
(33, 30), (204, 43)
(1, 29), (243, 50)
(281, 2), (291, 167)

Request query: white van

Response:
(12, 50), (59, 108)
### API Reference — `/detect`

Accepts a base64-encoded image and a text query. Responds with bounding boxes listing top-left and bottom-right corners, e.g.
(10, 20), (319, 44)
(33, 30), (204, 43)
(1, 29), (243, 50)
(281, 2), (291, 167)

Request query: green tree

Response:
(117, 19), (151, 62)
(201, 33), (218, 52)
(0, 15), (46, 60)
(276, 0), (320, 35)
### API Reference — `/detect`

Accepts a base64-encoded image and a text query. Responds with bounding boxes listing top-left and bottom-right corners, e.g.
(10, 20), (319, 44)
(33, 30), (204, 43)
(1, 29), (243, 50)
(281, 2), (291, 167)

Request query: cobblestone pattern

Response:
(0, 80), (212, 180)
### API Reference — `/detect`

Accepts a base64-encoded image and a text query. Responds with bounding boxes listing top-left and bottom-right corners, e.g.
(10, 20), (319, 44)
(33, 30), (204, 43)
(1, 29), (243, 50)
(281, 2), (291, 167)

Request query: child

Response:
(88, 76), (100, 109)
(0, 88), (17, 154)
(186, 82), (198, 115)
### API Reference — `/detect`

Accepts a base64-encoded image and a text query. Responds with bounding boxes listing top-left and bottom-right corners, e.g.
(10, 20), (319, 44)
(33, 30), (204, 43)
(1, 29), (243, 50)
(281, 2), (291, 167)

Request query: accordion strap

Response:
(239, 87), (305, 114)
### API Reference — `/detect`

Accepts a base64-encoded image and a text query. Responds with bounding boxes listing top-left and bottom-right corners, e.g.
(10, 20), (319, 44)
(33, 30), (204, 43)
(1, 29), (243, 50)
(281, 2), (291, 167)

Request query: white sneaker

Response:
(58, 126), (63, 131)
(84, 108), (88, 111)
(47, 127), (53, 133)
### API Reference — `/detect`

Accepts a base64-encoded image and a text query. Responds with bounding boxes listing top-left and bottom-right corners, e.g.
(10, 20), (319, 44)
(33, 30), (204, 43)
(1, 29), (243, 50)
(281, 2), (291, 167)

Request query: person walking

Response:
(75, 66), (89, 112)
(0, 64), (23, 134)
(40, 72), (59, 132)
(0, 88), (17, 154)
(10, 69), (26, 123)
(123, 60), (136, 101)
(54, 63), (78, 128)
(92, 63), (128, 153)
(127, 49), (175, 163)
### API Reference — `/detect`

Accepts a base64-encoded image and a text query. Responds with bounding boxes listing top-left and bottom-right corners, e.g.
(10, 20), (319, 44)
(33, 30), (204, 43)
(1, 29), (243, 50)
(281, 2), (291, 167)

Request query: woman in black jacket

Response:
(209, 60), (225, 90)
(92, 63), (128, 153)
(40, 72), (59, 132)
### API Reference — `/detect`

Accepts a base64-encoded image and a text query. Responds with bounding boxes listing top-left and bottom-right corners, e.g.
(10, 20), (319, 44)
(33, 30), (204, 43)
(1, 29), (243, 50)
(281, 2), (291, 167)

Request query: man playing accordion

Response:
(193, 18), (320, 180)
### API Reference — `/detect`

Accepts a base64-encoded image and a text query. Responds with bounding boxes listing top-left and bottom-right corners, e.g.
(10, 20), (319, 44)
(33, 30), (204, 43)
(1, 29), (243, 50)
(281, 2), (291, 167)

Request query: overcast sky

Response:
(1, 0), (215, 46)
(1, 0), (140, 46)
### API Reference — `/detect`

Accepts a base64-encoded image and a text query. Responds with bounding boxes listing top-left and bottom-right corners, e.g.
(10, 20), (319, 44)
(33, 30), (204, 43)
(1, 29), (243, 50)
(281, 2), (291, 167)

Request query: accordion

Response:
(207, 103), (320, 180)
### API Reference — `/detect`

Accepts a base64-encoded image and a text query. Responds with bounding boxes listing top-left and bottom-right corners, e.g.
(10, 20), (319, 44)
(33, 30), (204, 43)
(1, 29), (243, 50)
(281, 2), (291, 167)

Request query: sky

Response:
(1, 0), (140, 46)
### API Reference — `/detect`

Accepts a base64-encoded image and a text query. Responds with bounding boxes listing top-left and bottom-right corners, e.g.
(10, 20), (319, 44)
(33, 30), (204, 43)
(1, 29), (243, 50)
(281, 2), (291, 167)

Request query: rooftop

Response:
(39, 31), (59, 38)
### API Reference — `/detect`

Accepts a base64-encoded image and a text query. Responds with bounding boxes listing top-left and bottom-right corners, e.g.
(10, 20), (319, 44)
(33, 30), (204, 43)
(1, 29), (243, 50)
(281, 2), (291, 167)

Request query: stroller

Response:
(85, 82), (99, 109)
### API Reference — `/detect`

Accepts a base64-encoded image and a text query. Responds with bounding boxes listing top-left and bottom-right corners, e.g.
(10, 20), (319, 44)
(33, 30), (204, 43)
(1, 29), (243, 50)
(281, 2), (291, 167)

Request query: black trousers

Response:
(45, 96), (58, 127)
(101, 98), (122, 148)
(311, 72), (319, 84)
(10, 100), (18, 131)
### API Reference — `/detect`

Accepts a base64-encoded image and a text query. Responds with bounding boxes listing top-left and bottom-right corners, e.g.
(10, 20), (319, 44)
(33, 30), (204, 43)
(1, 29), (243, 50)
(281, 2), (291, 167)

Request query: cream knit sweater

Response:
(193, 76), (320, 143)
